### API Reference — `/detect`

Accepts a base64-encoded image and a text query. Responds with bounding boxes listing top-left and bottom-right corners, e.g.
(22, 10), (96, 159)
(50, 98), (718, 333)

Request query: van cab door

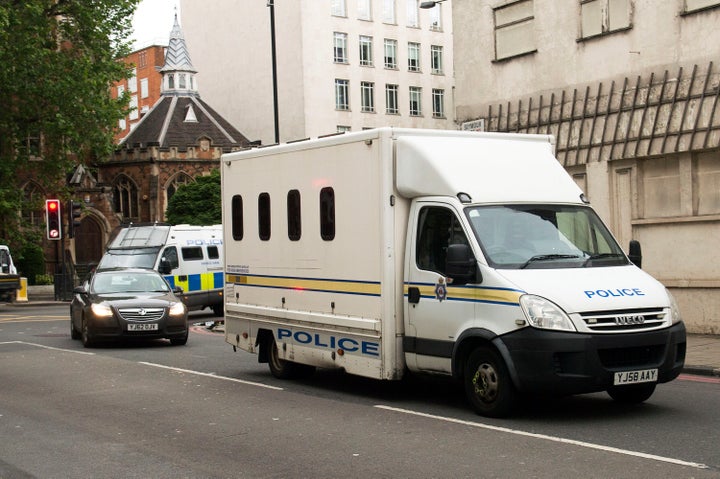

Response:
(405, 202), (476, 373)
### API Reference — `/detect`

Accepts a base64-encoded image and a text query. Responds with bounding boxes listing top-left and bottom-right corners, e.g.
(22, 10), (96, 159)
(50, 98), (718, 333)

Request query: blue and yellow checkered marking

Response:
(165, 272), (224, 292)
(225, 273), (523, 306)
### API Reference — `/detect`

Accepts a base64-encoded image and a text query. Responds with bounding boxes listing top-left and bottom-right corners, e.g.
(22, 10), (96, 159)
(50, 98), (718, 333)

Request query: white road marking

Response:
(375, 405), (708, 470)
(138, 361), (284, 390)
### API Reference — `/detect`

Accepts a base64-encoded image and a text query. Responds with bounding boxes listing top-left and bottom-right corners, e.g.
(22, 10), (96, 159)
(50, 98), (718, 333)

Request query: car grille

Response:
(118, 307), (165, 322)
(579, 307), (667, 332)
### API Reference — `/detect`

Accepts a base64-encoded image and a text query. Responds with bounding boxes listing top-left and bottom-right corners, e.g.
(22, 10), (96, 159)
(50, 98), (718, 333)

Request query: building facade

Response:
(111, 45), (165, 142)
(452, 0), (720, 333)
(179, 0), (454, 144)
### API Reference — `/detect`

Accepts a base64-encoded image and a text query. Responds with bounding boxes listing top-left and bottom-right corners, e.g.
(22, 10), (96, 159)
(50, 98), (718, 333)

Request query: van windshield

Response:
(465, 204), (629, 269)
(97, 248), (159, 270)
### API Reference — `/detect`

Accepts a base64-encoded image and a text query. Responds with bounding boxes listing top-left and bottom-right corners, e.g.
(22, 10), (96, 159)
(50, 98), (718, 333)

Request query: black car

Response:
(70, 268), (189, 347)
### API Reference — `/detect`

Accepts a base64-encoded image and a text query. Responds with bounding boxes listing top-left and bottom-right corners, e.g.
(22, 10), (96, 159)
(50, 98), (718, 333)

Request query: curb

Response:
(682, 365), (720, 378)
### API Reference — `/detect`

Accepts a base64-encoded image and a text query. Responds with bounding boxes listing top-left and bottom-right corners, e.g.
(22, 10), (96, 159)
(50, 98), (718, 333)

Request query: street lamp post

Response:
(268, 0), (279, 144)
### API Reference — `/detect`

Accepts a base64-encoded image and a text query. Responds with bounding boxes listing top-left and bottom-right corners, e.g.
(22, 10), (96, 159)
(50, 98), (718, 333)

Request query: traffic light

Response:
(45, 199), (62, 240)
(68, 200), (82, 238)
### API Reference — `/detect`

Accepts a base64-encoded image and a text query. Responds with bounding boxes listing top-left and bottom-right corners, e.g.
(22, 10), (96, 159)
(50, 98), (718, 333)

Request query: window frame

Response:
(408, 42), (421, 72)
(361, 81), (375, 113)
(231, 194), (243, 240)
(493, 0), (537, 61)
(334, 32), (348, 63)
(258, 192), (271, 241)
(409, 86), (422, 116)
(430, 45), (443, 74)
(359, 35), (374, 66)
(384, 38), (398, 69)
(335, 79), (350, 111)
(432, 88), (445, 118)
(386, 84), (399, 115)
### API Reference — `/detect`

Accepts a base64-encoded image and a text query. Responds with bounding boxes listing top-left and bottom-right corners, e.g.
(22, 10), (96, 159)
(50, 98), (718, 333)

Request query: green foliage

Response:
(0, 0), (140, 241)
(34, 274), (54, 286)
(165, 170), (222, 226)
(16, 242), (45, 285)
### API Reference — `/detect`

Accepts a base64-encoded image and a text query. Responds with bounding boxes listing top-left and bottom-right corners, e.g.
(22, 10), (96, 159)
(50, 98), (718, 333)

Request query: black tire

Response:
(70, 318), (80, 340)
(170, 328), (189, 346)
(464, 346), (517, 418)
(212, 304), (224, 317)
(607, 383), (656, 404)
(266, 336), (314, 379)
(81, 316), (95, 348)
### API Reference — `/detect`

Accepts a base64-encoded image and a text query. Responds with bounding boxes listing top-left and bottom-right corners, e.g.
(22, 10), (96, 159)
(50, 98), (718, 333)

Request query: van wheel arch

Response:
(451, 328), (497, 381)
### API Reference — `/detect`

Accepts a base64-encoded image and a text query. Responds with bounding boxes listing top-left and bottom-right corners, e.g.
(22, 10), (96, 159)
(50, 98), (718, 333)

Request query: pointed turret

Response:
(159, 13), (198, 96)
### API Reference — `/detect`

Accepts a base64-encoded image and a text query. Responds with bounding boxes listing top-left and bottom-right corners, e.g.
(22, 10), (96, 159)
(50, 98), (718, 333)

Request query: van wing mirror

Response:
(158, 258), (172, 275)
(628, 240), (642, 269)
(445, 243), (481, 285)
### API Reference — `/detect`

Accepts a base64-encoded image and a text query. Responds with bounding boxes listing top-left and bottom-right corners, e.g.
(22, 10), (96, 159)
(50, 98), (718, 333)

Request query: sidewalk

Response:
(4, 286), (719, 378)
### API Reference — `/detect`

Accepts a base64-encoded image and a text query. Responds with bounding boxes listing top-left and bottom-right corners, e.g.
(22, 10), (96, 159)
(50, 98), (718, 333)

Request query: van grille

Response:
(118, 307), (165, 322)
(579, 307), (667, 332)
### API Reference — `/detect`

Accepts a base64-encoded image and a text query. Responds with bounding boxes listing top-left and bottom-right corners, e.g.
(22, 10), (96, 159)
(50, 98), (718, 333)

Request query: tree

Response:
(165, 169), (222, 226)
(0, 0), (140, 248)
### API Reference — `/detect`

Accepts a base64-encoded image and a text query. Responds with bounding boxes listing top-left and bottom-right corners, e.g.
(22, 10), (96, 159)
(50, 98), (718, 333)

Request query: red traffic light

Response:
(46, 199), (62, 240)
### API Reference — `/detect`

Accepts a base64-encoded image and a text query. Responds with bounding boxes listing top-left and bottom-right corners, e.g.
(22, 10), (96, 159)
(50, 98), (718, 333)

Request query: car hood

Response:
(91, 292), (180, 307)
(496, 265), (670, 314)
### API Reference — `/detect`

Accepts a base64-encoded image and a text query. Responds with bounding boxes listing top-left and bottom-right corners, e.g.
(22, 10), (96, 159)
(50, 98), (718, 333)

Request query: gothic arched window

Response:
(113, 175), (139, 221)
(166, 172), (194, 205)
(22, 181), (45, 227)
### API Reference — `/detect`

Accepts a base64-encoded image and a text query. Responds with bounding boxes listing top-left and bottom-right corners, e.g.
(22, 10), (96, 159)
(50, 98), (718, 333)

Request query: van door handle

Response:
(408, 287), (421, 304)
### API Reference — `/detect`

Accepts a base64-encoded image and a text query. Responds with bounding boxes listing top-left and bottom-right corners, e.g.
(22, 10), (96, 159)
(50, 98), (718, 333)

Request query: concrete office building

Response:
(180, 0), (454, 145)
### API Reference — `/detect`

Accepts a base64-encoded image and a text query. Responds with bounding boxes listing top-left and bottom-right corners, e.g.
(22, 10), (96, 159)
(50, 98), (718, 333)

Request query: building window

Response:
(382, 0), (396, 23)
(428, 3), (442, 30)
(129, 95), (139, 120)
(332, 0), (346, 17)
(119, 118), (126, 130)
(409, 86), (422, 116)
(320, 187), (336, 241)
(684, 0), (720, 12)
(386, 84), (399, 114)
(258, 192), (271, 241)
(113, 175), (139, 221)
(128, 68), (137, 93)
(334, 32), (348, 63)
(432, 88), (445, 118)
(358, 0), (372, 20)
(166, 172), (193, 205)
(384, 39), (398, 68)
(21, 181), (44, 227)
(167, 74), (174, 89)
(140, 78), (149, 99)
(430, 45), (443, 74)
(408, 42), (420, 71)
(138, 51), (147, 68)
(361, 82), (375, 112)
(337, 125), (352, 133)
(580, 0), (631, 39)
(494, 0), (536, 61)
(287, 190), (301, 241)
(231, 195), (243, 240)
(406, 0), (419, 27)
(117, 85), (125, 98)
(359, 35), (373, 66)
(335, 79), (349, 110)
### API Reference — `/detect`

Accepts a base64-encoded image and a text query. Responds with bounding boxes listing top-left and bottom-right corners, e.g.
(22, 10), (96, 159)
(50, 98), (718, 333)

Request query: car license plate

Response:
(614, 368), (658, 386)
(128, 323), (158, 331)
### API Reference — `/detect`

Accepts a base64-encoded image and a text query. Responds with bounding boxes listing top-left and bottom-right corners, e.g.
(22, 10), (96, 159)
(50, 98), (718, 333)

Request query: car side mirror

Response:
(73, 286), (87, 295)
(628, 240), (642, 269)
(446, 243), (481, 285)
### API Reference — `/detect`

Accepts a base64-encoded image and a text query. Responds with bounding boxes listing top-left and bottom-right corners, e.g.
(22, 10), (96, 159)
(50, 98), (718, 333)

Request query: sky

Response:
(130, 0), (180, 50)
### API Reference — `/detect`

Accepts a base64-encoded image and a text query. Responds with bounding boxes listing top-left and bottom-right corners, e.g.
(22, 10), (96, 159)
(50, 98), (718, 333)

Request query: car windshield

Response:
(465, 204), (629, 269)
(92, 272), (170, 294)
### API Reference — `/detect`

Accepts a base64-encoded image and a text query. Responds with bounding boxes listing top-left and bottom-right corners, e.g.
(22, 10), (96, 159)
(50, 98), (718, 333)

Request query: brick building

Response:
(66, 14), (253, 275)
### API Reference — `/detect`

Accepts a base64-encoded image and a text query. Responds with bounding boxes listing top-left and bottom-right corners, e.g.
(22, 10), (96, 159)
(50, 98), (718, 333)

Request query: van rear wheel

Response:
(464, 346), (517, 418)
(266, 336), (314, 379)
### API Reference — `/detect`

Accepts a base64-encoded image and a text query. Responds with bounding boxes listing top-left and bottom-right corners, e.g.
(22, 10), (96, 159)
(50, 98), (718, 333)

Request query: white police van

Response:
(220, 128), (686, 417)
(97, 224), (224, 316)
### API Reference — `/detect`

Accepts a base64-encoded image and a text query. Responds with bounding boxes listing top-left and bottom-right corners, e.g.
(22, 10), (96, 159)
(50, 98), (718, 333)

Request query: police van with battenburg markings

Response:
(97, 224), (224, 316)
(220, 127), (686, 417)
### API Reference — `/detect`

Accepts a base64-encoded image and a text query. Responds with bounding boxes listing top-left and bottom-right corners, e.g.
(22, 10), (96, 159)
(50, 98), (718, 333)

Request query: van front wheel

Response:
(464, 346), (517, 418)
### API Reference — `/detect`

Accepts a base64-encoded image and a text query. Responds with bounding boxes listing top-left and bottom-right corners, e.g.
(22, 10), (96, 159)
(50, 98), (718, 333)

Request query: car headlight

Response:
(519, 294), (576, 332)
(666, 289), (682, 324)
(90, 303), (113, 318)
(169, 301), (187, 317)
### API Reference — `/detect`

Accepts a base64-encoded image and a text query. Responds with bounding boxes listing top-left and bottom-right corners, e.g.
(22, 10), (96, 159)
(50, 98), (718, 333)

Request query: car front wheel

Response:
(81, 316), (95, 348)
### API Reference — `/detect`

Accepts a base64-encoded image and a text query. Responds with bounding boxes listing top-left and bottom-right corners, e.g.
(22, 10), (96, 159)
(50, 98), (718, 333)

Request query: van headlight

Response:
(169, 301), (187, 317)
(519, 295), (576, 332)
(666, 289), (682, 324)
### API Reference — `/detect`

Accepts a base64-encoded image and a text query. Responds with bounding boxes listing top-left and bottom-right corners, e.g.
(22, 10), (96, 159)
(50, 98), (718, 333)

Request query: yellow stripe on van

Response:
(201, 272), (215, 290)
(226, 274), (381, 297)
(404, 283), (523, 306)
(174, 276), (189, 292)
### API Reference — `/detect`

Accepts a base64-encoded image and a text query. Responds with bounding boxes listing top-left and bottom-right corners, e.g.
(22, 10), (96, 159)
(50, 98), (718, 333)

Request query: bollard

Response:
(16, 277), (28, 302)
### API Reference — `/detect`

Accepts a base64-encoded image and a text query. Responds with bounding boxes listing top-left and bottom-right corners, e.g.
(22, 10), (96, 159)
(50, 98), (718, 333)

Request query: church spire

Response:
(159, 11), (199, 97)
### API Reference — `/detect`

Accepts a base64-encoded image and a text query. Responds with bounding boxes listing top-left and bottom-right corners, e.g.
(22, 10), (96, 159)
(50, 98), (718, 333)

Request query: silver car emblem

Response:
(139, 308), (147, 316)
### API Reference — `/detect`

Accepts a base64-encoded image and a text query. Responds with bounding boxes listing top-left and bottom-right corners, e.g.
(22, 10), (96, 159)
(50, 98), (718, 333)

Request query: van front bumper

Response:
(496, 322), (686, 395)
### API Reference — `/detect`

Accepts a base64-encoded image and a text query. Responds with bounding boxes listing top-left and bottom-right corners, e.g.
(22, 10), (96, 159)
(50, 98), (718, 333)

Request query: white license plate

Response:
(128, 323), (159, 331)
(614, 368), (658, 385)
